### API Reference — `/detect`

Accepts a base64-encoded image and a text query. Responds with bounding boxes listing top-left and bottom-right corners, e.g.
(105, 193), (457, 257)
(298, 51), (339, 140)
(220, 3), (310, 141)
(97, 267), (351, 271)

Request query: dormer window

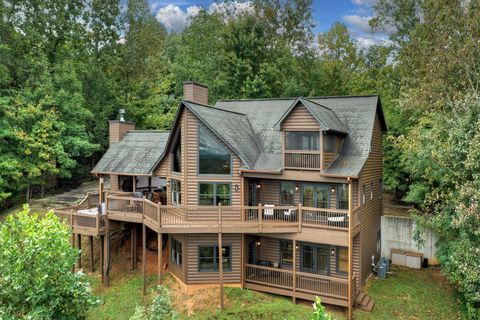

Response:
(323, 134), (336, 152)
(199, 125), (231, 175)
(285, 131), (319, 151)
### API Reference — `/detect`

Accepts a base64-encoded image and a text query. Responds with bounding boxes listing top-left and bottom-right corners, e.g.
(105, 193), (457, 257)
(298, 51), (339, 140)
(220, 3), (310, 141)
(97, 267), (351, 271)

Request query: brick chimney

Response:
(109, 109), (135, 146)
(183, 81), (208, 105)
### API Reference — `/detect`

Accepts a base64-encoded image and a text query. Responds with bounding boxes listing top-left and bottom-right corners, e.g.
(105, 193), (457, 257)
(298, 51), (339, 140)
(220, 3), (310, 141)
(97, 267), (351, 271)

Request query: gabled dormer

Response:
(274, 97), (348, 171)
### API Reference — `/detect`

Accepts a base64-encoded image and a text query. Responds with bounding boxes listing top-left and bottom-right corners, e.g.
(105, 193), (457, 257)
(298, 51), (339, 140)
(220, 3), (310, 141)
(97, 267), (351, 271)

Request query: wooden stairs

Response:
(355, 291), (374, 312)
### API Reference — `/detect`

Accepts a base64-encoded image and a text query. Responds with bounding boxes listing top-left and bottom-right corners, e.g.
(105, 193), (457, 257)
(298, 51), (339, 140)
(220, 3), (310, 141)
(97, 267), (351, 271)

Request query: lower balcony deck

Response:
(244, 264), (352, 307)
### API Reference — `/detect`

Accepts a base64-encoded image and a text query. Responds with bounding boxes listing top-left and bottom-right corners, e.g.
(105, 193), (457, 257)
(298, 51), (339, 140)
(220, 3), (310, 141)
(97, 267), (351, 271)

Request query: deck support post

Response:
(103, 231), (110, 287)
(100, 235), (105, 284)
(77, 234), (82, 269)
(89, 236), (94, 272)
(131, 225), (137, 270)
(142, 217), (147, 295)
(292, 239), (296, 304)
(158, 233), (163, 285)
(218, 204), (224, 311)
(71, 231), (76, 272)
(241, 233), (245, 289)
(347, 178), (354, 320)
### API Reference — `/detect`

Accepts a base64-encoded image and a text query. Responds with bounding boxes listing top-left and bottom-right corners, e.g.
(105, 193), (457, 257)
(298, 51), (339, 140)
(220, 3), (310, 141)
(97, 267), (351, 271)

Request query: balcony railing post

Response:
(258, 203), (263, 232)
(297, 203), (302, 232)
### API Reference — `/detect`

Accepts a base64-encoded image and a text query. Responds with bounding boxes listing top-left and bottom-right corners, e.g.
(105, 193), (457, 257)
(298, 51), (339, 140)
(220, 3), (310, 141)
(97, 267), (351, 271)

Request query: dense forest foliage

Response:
(0, 0), (479, 317)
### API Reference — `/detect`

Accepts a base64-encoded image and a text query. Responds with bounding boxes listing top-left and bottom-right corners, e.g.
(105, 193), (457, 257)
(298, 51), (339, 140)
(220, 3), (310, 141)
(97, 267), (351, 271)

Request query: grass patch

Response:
(354, 266), (464, 320)
(87, 271), (157, 320)
(177, 287), (313, 320)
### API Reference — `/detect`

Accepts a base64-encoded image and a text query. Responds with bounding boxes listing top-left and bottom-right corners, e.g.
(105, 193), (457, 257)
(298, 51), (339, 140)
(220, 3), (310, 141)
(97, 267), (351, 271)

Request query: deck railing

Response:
(284, 151), (321, 170)
(245, 264), (348, 299)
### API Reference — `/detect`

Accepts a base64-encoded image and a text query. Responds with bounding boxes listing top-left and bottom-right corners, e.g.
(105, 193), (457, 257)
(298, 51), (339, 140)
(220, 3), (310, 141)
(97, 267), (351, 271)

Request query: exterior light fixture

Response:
(294, 184), (300, 192)
(330, 247), (336, 256)
(166, 179), (170, 187)
(234, 184), (240, 192)
(256, 240), (261, 246)
(256, 183), (261, 189)
(331, 186), (336, 194)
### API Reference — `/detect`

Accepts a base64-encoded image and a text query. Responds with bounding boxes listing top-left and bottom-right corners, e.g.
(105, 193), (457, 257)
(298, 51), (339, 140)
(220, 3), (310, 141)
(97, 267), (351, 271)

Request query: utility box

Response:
(391, 249), (423, 269)
(380, 257), (390, 272)
(377, 262), (387, 279)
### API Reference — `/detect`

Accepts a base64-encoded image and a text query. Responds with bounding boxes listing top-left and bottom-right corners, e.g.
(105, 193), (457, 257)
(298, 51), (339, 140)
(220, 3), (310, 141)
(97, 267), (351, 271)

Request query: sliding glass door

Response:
(300, 243), (329, 275)
(302, 184), (330, 208)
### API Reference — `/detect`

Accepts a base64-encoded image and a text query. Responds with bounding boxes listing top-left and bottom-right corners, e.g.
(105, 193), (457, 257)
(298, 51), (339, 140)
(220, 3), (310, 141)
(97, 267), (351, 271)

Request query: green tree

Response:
(0, 205), (98, 319)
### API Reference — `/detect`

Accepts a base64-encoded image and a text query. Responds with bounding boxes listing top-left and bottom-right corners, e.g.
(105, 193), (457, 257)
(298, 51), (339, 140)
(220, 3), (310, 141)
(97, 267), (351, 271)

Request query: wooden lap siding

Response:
(186, 234), (242, 284)
(358, 114), (383, 285)
(281, 104), (320, 131)
(169, 234), (186, 283)
(185, 109), (243, 206)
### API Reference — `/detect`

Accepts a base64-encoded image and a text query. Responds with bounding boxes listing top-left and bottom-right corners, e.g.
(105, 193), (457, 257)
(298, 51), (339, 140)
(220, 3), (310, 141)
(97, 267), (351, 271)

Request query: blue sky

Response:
(149, 0), (389, 48)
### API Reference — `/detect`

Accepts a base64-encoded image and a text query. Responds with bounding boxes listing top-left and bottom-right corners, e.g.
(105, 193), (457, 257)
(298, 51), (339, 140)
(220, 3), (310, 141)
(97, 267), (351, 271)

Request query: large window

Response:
(199, 183), (231, 205)
(171, 238), (182, 266)
(337, 184), (348, 210)
(337, 247), (348, 274)
(280, 240), (293, 267)
(285, 131), (319, 151)
(198, 245), (232, 272)
(171, 179), (181, 205)
(199, 125), (231, 175)
(323, 134), (336, 152)
(280, 182), (295, 205)
(172, 131), (181, 172)
(300, 243), (328, 275)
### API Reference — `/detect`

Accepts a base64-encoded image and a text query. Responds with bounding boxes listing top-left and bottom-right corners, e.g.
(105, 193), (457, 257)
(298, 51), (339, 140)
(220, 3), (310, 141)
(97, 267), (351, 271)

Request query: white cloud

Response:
(155, 4), (200, 33)
(342, 14), (373, 33)
(153, 1), (253, 33)
(351, 0), (377, 6)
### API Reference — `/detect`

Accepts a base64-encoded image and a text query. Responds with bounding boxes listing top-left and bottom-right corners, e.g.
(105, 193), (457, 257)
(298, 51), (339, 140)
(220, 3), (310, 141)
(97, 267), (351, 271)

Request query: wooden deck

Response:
(55, 192), (360, 239)
(244, 263), (353, 306)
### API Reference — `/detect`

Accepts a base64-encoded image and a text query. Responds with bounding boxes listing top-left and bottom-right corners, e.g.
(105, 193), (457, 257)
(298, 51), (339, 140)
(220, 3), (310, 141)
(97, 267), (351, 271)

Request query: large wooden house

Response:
(55, 82), (386, 318)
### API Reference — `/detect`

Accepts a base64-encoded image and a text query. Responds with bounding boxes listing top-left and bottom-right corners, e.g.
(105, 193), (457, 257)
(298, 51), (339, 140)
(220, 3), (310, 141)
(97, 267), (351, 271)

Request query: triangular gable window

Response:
(199, 125), (231, 175)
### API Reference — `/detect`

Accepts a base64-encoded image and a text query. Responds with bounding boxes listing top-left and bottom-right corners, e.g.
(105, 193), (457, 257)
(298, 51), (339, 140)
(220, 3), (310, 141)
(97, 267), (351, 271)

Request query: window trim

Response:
(279, 181), (295, 206)
(299, 242), (330, 275)
(279, 239), (293, 267)
(171, 237), (182, 266)
(301, 184), (331, 208)
(323, 133), (336, 153)
(336, 184), (349, 210)
(198, 182), (232, 206)
(198, 244), (232, 272)
(362, 184), (366, 204)
(197, 124), (233, 177)
(171, 130), (182, 173)
(171, 179), (181, 205)
(284, 131), (320, 151)
(336, 246), (348, 275)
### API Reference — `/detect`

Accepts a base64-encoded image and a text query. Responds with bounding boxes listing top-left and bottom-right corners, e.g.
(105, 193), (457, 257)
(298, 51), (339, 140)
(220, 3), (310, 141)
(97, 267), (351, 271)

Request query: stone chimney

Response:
(109, 109), (135, 146)
(183, 81), (208, 105)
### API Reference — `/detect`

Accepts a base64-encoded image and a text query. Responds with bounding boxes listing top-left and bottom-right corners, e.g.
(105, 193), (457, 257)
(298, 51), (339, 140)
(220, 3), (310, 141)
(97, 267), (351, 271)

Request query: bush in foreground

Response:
(130, 285), (177, 320)
(0, 205), (98, 319)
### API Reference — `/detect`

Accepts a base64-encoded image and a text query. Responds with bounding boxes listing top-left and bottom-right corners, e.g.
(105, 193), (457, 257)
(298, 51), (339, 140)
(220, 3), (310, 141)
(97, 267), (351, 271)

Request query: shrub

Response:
(0, 205), (98, 319)
(130, 285), (177, 320)
(311, 297), (333, 320)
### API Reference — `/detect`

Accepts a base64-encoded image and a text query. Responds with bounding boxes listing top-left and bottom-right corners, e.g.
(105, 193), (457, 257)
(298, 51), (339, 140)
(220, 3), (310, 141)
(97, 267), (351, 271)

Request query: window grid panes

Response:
(198, 245), (232, 272)
(280, 182), (295, 205)
(280, 240), (293, 266)
(285, 131), (320, 151)
(171, 238), (182, 266)
(199, 183), (231, 206)
(337, 184), (348, 210)
(171, 179), (181, 205)
(301, 243), (328, 275)
(199, 126), (231, 175)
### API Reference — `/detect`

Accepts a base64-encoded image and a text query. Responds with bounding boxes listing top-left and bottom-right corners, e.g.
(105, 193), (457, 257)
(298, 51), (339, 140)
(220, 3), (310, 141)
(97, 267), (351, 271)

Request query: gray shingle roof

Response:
(92, 131), (170, 175)
(214, 95), (385, 176)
